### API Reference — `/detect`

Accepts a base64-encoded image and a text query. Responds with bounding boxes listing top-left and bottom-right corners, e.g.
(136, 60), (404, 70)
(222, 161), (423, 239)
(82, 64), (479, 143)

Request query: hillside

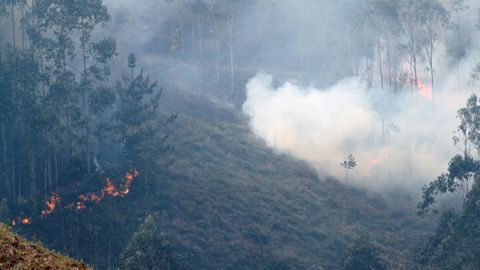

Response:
(138, 90), (434, 269)
(0, 224), (90, 269)
(2, 0), (479, 269)
(8, 88), (434, 270)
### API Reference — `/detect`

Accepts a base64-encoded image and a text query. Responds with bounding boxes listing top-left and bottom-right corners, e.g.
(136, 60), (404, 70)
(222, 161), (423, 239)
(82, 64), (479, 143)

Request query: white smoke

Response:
(242, 70), (477, 191)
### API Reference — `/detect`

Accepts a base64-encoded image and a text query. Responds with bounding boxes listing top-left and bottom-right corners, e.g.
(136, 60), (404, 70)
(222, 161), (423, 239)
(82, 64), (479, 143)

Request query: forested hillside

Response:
(2, 0), (480, 269)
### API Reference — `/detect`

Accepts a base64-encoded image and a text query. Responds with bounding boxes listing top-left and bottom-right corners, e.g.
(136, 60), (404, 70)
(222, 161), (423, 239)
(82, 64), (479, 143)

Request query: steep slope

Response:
(142, 90), (434, 269)
(16, 88), (433, 270)
(0, 224), (90, 269)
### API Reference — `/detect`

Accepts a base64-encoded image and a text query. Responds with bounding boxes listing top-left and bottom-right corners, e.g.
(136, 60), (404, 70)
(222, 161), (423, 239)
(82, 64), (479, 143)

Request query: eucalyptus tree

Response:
(5, 0), (19, 47)
(31, 0), (115, 173)
(360, 0), (401, 90)
(420, 0), (449, 107)
(399, 0), (426, 92)
(340, 154), (357, 185)
(75, 0), (114, 174)
(418, 95), (480, 214)
(448, 0), (469, 59)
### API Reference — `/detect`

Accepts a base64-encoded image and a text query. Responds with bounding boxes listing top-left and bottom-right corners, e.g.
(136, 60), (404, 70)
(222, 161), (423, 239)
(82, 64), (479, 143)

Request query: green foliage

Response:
(340, 154), (357, 170)
(0, 2), (171, 268)
(340, 154), (357, 184)
(419, 95), (480, 214)
(111, 70), (167, 166)
(119, 215), (181, 270)
(343, 233), (385, 270)
(418, 182), (480, 269)
(417, 95), (480, 268)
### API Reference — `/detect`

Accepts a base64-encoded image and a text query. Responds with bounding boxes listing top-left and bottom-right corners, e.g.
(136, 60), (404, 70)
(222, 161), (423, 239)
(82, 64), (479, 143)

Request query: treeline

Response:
(0, 0), (173, 267)
(0, 0), (165, 208)
(415, 94), (480, 269)
(108, 0), (472, 102)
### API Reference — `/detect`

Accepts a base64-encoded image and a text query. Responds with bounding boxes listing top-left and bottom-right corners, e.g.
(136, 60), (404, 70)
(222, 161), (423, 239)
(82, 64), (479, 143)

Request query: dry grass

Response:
(0, 224), (91, 270)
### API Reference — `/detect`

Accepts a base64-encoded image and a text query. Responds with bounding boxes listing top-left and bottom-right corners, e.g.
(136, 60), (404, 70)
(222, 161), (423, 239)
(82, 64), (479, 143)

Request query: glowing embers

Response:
(41, 193), (61, 217)
(41, 170), (139, 218)
(12, 217), (32, 226)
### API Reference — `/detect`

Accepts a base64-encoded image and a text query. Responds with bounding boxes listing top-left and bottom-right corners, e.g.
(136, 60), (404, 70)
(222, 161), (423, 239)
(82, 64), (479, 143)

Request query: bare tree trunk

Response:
(82, 33), (91, 174)
(12, 157), (16, 201)
(21, 2), (25, 50)
(198, 23), (204, 61)
(345, 169), (348, 186)
(191, 17), (196, 59)
(377, 39), (384, 90)
(228, 19), (234, 99)
(428, 43), (435, 108)
(1, 122), (7, 170)
(10, 3), (16, 47)
(430, 57), (435, 107)
(54, 150), (58, 184)
(47, 149), (52, 190)
(412, 53), (418, 93)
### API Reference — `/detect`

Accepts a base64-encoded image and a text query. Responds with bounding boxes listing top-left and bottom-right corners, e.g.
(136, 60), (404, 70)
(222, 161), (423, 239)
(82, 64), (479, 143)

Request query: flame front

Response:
(41, 170), (139, 218)
(41, 193), (61, 217)
(12, 216), (32, 226)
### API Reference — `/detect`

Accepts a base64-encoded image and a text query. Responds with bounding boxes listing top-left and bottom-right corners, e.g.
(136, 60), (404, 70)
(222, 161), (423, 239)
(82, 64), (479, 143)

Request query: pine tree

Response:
(119, 215), (181, 270)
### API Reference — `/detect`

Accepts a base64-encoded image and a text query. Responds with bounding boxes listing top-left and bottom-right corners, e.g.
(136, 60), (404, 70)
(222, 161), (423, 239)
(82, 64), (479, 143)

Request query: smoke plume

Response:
(243, 69), (477, 191)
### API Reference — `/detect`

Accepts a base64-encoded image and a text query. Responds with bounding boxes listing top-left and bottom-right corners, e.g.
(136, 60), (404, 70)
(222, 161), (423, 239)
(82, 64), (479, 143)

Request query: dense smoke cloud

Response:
(98, 0), (480, 191)
(243, 68), (476, 191)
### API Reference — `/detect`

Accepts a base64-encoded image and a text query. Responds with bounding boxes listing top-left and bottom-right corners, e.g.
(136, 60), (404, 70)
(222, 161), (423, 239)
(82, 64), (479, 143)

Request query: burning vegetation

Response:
(71, 170), (139, 212)
(13, 170), (139, 226)
(42, 170), (140, 217)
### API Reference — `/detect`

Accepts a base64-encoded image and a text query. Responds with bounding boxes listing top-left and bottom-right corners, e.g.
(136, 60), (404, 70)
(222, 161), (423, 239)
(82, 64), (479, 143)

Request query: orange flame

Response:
(21, 218), (31, 225)
(41, 170), (139, 218)
(41, 193), (61, 217)
(418, 80), (433, 100)
(12, 216), (32, 226)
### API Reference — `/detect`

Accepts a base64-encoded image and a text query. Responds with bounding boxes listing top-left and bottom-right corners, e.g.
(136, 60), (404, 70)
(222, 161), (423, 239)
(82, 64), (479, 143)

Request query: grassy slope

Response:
(143, 89), (434, 269)
(10, 87), (432, 269)
(0, 224), (90, 269)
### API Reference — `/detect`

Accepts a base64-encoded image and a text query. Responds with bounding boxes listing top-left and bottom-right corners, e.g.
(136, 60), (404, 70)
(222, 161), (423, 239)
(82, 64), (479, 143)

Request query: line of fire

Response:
(12, 170), (139, 227)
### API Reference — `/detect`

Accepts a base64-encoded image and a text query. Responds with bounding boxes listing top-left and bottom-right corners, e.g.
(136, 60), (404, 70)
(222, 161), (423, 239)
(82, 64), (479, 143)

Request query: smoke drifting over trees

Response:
(243, 72), (466, 191)
(4, 0), (480, 269)
(96, 0), (480, 192)
(238, 0), (480, 192)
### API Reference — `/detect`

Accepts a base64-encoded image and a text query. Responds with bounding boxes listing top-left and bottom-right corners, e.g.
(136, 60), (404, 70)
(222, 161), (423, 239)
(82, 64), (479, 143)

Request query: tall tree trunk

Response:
(377, 39), (384, 90)
(198, 23), (203, 61)
(412, 53), (418, 93)
(1, 122), (7, 170)
(10, 3), (16, 47)
(82, 32), (91, 174)
(191, 17), (196, 59)
(21, 2), (25, 50)
(54, 149), (58, 184)
(428, 42), (435, 108)
(228, 19), (234, 99)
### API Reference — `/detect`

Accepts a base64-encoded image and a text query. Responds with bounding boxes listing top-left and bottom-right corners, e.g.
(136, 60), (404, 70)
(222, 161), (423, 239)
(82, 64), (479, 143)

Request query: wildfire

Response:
(41, 193), (61, 217)
(41, 170), (139, 218)
(12, 217), (32, 226)
(418, 80), (433, 100)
